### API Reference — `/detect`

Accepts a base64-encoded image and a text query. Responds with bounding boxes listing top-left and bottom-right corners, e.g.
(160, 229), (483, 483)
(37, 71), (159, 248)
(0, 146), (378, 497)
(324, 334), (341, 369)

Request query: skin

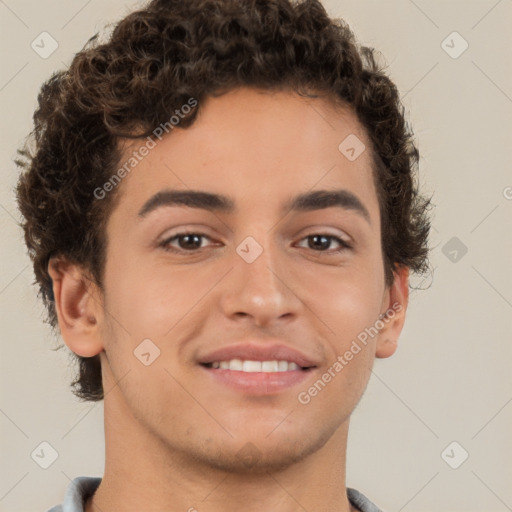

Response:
(49, 87), (409, 512)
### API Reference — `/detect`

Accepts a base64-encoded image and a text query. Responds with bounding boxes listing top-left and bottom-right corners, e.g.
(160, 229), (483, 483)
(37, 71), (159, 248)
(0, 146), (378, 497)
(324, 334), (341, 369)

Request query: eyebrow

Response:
(137, 188), (371, 224)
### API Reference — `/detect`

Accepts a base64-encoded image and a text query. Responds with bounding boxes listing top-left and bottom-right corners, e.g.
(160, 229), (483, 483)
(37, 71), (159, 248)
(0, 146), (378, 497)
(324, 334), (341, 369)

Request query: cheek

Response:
(299, 264), (383, 347)
(103, 251), (198, 339)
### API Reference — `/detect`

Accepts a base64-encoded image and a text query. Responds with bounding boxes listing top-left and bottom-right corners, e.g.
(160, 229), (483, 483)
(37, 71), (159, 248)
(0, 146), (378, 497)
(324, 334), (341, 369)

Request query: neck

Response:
(86, 381), (358, 512)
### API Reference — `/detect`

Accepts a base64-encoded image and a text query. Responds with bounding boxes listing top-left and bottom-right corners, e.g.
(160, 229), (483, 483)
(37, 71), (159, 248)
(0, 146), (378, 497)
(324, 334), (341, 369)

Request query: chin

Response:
(192, 432), (331, 475)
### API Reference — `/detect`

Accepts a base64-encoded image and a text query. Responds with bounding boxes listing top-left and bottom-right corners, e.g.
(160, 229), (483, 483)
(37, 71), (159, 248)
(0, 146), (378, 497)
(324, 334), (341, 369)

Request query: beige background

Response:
(1, 1), (511, 511)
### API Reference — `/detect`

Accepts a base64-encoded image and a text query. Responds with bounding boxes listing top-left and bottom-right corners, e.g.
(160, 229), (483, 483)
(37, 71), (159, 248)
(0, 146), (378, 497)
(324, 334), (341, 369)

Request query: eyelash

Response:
(159, 232), (352, 255)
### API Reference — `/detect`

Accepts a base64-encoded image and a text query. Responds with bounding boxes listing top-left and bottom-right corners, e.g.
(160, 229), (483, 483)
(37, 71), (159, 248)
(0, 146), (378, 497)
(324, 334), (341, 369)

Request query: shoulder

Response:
(347, 487), (385, 512)
(46, 476), (101, 512)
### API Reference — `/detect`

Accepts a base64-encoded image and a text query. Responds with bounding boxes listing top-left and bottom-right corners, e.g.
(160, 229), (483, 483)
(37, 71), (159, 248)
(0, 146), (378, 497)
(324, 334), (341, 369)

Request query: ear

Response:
(48, 257), (104, 357)
(375, 265), (409, 359)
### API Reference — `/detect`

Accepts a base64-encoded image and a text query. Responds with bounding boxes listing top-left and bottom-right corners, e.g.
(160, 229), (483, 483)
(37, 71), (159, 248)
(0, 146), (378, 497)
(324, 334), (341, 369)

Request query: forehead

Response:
(112, 87), (378, 221)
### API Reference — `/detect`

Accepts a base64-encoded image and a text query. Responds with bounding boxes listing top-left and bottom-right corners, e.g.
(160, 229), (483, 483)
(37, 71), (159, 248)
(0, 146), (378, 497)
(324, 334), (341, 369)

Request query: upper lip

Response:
(197, 342), (319, 368)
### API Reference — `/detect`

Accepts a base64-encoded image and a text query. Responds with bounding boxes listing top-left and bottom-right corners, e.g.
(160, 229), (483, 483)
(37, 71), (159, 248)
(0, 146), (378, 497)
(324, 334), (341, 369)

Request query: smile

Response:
(204, 359), (306, 372)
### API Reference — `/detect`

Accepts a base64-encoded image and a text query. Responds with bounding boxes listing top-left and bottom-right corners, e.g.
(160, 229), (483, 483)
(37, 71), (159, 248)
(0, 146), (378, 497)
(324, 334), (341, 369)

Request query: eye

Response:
(159, 232), (352, 255)
(296, 234), (352, 253)
(159, 232), (214, 253)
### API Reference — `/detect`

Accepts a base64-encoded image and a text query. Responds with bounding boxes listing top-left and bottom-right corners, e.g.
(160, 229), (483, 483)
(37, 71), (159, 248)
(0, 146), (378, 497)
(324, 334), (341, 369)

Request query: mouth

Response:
(201, 359), (315, 372)
(197, 344), (318, 394)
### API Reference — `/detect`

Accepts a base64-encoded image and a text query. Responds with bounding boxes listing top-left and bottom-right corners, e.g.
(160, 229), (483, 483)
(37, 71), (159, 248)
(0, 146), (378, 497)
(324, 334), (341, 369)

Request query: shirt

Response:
(47, 476), (384, 512)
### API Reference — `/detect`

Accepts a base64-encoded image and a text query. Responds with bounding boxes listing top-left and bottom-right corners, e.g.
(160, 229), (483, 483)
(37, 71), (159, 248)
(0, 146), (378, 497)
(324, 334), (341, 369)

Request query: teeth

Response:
(262, 360), (278, 372)
(278, 360), (289, 371)
(243, 360), (261, 372)
(229, 358), (243, 371)
(209, 359), (302, 372)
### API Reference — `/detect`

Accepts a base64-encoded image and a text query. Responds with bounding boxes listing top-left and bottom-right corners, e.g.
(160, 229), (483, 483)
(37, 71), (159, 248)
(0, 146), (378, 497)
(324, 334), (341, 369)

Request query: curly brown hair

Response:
(16, 0), (432, 402)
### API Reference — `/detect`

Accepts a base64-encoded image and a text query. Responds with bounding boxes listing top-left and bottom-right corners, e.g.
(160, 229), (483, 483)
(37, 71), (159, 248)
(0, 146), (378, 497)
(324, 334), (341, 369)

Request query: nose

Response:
(219, 235), (302, 328)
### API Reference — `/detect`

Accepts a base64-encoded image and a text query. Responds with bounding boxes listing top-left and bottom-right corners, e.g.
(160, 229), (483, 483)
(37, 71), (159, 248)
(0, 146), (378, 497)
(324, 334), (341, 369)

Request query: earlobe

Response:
(48, 258), (104, 358)
(375, 265), (409, 359)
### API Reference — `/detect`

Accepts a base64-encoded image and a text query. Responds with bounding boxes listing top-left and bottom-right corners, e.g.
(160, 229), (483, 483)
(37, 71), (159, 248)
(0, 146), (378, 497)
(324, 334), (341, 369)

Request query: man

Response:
(16, 0), (431, 510)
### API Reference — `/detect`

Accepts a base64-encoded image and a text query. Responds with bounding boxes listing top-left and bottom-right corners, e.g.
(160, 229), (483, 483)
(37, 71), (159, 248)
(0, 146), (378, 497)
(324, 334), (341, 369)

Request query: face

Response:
(95, 87), (398, 472)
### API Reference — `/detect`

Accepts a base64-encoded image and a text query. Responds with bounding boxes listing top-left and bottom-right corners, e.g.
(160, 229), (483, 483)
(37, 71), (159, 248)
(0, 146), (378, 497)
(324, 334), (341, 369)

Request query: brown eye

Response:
(160, 232), (212, 253)
(297, 234), (351, 253)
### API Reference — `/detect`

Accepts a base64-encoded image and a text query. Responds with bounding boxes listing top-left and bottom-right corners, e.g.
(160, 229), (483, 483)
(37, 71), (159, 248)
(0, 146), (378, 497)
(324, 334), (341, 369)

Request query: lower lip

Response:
(199, 365), (314, 395)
